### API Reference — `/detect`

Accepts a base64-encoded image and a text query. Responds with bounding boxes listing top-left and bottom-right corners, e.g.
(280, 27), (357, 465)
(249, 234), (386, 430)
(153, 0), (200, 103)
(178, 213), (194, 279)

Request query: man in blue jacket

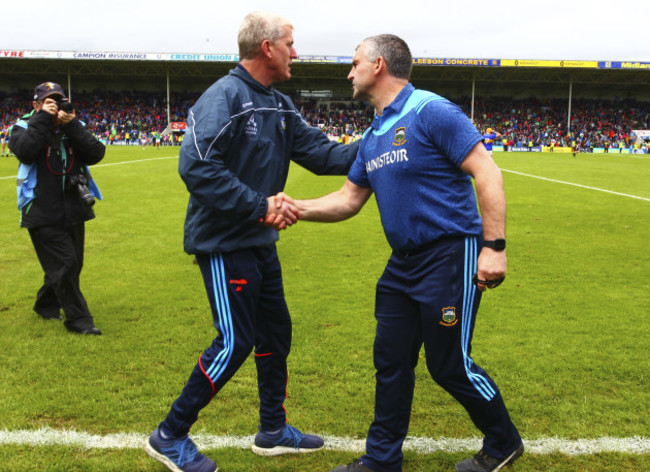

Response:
(144, 11), (359, 472)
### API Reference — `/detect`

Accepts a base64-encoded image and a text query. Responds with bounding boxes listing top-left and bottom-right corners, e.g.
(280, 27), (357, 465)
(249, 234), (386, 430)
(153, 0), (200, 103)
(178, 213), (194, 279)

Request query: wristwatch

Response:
(483, 239), (506, 251)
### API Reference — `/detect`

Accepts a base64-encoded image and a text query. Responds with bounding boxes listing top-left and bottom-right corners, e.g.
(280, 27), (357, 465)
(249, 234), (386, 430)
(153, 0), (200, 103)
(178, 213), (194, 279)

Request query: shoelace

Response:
(283, 425), (306, 449)
(162, 436), (198, 466)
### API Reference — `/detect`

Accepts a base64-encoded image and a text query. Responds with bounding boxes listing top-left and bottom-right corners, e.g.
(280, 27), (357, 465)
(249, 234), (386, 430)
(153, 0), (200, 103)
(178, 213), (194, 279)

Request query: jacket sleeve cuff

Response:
(254, 196), (269, 221)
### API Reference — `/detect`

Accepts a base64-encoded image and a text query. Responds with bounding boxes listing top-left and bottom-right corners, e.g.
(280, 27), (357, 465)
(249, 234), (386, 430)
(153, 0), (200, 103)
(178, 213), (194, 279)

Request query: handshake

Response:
(260, 192), (300, 231)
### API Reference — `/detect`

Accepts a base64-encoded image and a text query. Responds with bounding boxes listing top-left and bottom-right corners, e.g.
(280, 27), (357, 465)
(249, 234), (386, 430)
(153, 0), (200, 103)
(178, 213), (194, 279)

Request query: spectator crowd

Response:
(2, 89), (649, 151)
(466, 96), (650, 151)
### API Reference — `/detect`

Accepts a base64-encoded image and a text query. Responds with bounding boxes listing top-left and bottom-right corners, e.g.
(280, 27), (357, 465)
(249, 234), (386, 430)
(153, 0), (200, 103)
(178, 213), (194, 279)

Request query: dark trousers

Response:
(362, 237), (521, 472)
(28, 223), (94, 330)
(161, 245), (292, 437)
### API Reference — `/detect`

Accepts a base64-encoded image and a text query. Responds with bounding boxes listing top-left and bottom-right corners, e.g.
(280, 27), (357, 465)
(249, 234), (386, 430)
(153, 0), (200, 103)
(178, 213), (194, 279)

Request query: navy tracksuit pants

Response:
(362, 237), (521, 472)
(160, 244), (292, 437)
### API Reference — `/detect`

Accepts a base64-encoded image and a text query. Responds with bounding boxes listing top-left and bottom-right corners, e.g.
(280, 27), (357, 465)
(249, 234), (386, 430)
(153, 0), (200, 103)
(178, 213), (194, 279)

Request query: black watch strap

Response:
(483, 239), (506, 251)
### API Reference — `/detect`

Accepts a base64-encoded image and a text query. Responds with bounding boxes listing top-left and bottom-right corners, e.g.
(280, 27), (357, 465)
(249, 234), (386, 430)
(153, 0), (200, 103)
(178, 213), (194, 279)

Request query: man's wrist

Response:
(483, 239), (506, 251)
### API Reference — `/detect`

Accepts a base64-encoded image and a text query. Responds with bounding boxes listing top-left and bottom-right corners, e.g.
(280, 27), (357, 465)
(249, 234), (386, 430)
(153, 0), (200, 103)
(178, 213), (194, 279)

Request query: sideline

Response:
(0, 155), (177, 180)
(0, 428), (648, 455)
(501, 168), (650, 202)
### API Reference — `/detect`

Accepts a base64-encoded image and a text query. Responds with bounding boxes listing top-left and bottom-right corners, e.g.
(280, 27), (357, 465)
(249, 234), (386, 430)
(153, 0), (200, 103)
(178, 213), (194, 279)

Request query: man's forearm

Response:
(474, 166), (506, 240)
(296, 190), (359, 222)
(296, 179), (373, 223)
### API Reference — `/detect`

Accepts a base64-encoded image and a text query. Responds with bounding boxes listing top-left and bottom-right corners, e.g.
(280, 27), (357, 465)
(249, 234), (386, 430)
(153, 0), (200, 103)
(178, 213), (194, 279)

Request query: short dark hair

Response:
(361, 34), (412, 80)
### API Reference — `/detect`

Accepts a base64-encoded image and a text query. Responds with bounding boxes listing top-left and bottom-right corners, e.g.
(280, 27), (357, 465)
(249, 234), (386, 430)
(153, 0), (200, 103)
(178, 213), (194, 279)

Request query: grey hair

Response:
(360, 34), (412, 80)
(238, 11), (293, 60)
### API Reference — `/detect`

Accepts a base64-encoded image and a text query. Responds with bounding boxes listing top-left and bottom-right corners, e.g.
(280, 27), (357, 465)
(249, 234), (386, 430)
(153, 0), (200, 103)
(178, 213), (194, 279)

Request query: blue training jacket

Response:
(179, 65), (358, 254)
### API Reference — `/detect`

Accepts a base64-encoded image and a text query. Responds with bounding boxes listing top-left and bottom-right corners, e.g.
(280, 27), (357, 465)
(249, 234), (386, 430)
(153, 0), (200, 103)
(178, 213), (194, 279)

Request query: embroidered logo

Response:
(440, 307), (458, 327)
(230, 279), (248, 292)
(392, 127), (407, 146)
(245, 114), (258, 136)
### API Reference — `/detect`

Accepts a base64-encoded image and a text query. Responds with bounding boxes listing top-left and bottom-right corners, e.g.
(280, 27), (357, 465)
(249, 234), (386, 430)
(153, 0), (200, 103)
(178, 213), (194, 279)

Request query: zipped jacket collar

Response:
(229, 64), (274, 95)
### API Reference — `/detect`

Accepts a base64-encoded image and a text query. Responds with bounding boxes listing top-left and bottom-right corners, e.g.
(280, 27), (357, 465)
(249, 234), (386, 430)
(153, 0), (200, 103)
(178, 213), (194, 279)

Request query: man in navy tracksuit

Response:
(144, 11), (359, 472)
(276, 35), (523, 472)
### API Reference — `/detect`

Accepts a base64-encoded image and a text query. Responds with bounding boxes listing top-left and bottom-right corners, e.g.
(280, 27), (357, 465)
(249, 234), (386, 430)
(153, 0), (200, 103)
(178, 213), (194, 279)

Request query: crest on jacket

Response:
(245, 114), (258, 136)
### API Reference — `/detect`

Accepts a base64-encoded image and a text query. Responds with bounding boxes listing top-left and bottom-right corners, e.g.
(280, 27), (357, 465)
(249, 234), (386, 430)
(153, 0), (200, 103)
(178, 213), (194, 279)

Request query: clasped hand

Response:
(261, 192), (299, 230)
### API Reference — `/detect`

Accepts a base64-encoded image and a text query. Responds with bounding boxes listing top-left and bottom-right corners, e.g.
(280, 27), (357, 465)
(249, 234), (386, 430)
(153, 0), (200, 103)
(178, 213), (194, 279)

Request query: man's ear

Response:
(261, 39), (273, 59)
(374, 56), (386, 75)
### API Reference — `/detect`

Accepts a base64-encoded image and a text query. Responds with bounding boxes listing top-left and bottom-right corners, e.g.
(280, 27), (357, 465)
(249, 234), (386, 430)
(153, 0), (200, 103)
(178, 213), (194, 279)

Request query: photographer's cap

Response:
(33, 82), (66, 101)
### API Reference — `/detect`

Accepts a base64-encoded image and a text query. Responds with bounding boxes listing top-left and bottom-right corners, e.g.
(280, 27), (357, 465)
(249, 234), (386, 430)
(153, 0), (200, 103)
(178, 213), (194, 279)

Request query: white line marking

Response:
(91, 155), (178, 168)
(5, 158), (648, 205)
(0, 428), (648, 455)
(0, 155), (177, 180)
(501, 169), (650, 202)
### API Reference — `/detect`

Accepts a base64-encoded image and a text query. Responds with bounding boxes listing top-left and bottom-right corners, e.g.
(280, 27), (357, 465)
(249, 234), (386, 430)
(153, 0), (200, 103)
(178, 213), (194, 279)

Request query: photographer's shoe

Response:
(455, 442), (524, 471)
(251, 424), (324, 456)
(34, 304), (63, 320)
(67, 325), (102, 335)
(145, 428), (217, 472)
(36, 310), (63, 320)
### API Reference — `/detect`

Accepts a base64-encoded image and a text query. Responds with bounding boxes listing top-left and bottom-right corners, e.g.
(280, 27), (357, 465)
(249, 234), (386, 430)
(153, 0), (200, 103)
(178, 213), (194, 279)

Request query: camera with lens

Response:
(68, 174), (95, 206)
(56, 100), (74, 113)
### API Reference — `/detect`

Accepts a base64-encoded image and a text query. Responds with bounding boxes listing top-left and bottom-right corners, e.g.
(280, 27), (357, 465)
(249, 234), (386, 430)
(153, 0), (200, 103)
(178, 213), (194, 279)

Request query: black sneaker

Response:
(67, 325), (102, 335)
(35, 307), (63, 320)
(329, 459), (376, 472)
(251, 424), (324, 456)
(455, 442), (524, 472)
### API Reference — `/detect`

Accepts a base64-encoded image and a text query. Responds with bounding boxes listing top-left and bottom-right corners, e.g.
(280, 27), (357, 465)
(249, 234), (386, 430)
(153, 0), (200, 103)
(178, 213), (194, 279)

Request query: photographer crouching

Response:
(10, 82), (105, 335)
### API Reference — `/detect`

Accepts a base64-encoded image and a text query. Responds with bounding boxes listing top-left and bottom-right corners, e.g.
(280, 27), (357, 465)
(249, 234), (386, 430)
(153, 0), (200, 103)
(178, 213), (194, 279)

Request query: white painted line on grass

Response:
(0, 156), (178, 180)
(1, 428), (648, 455)
(501, 169), (650, 202)
(4, 158), (649, 204)
(93, 155), (178, 168)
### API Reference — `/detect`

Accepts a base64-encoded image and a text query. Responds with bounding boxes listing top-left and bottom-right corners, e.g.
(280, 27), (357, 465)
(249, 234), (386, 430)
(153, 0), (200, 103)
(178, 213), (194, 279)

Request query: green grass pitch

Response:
(0, 147), (648, 471)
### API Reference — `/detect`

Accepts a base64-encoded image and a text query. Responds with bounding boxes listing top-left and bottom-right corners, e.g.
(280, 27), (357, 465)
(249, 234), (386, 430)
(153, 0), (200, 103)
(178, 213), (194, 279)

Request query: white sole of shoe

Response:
(144, 440), (184, 472)
(251, 444), (324, 456)
(493, 445), (523, 471)
(144, 439), (219, 472)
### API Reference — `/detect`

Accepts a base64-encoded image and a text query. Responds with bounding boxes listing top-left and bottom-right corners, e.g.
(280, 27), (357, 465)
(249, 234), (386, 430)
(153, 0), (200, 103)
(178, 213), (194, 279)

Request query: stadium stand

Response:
(1, 52), (649, 152)
(2, 89), (647, 153)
